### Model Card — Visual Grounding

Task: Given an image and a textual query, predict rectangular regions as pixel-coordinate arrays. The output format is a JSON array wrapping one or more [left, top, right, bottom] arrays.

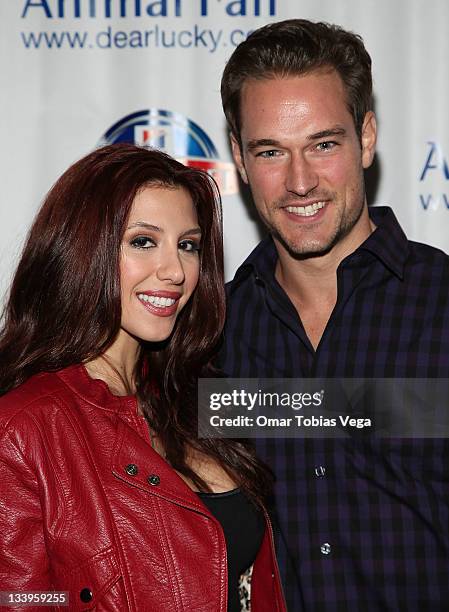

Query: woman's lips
[[136, 291, 181, 317]]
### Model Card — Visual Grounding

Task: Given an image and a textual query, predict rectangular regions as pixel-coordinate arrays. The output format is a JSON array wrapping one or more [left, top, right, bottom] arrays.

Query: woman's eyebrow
[[126, 222, 202, 237], [127, 221, 161, 231]]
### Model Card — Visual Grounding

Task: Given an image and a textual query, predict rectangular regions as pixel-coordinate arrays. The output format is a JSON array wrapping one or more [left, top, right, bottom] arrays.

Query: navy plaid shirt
[[218, 207, 449, 611]]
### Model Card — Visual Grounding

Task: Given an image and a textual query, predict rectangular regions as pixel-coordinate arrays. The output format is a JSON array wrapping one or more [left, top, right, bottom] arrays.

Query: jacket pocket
[[56, 546, 125, 611]]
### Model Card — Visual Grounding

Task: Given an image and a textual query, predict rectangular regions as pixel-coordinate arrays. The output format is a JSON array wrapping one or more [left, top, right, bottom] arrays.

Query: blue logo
[[418, 140, 449, 211], [98, 109, 237, 195]]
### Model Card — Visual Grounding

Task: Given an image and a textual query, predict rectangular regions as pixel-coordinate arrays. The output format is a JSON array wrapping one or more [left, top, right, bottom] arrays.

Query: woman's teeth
[[138, 294, 176, 307]]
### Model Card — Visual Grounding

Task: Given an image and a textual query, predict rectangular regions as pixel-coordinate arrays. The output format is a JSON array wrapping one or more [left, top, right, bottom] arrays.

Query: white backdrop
[[1, 0, 448, 301]]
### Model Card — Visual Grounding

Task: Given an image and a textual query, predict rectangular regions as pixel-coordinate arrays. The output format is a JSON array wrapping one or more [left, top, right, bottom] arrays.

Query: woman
[[0, 144, 285, 611]]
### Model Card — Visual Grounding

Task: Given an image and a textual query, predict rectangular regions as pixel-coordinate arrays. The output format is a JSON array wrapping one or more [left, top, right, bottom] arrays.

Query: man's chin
[[274, 231, 337, 260]]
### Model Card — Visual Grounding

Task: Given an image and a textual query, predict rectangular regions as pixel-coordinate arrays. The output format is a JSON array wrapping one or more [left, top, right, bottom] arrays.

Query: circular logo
[[98, 109, 237, 195]]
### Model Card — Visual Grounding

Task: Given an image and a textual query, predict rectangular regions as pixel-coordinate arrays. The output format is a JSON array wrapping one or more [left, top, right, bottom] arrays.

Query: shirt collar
[[231, 206, 409, 289], [230, 235, 277, 292], [357, 206, 409, 279]]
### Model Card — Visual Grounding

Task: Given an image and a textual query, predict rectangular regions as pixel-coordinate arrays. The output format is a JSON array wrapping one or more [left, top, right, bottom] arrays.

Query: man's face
[[232, 70, 376, 259]]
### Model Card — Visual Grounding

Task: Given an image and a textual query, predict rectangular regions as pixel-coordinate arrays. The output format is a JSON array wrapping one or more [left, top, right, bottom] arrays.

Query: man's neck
[[273, 213, 376, 349]]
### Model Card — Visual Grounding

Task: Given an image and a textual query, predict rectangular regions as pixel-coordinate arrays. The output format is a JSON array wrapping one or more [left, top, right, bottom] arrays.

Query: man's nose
[[284, 152, 319, 196]]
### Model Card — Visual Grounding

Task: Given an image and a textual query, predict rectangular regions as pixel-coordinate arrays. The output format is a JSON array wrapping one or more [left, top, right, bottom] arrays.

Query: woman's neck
[[84, 334, 140, 396], [84, 354, 135, 396]]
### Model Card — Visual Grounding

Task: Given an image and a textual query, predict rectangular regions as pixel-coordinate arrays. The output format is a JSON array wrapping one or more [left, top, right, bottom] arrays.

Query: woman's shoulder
[[0, 368, 75, 427]]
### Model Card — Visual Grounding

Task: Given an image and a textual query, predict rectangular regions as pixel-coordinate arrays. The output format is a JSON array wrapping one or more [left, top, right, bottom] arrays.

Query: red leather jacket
[[0, 365, 285, 611]]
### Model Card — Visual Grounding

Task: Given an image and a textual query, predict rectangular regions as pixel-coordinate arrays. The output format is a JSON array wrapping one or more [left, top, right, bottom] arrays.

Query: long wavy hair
[[0, 143, 273, 501]]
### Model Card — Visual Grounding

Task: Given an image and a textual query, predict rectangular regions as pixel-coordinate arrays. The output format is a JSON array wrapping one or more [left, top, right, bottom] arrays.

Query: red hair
[[0, 144, 272, 501]]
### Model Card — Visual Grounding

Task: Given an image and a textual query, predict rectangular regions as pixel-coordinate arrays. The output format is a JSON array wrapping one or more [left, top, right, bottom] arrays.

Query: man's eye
[[316, 141, 337, 152], [130, 236, 155, 249], [179, 239, 201, 253], [256, 150, 281, 158]]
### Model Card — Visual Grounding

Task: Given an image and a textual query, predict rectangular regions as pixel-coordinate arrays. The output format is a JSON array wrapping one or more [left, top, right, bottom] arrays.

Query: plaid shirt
[[218, 207, 449, 611]]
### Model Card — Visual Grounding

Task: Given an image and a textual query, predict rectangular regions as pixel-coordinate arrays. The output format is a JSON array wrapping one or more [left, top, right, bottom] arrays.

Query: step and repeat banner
[[0, 0, 448, 299]]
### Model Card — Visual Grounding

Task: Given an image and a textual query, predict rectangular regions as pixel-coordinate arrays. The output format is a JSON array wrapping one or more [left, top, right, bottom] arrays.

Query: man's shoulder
[[367, 206, 449, 279], [403, 238, 449, 289], [226, 235, 276, 297], [407, 238, 449, 267]]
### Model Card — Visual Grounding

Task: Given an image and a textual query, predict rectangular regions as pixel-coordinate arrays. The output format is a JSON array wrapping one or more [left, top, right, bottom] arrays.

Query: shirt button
[[125, 463, 138, 476], [315, 466, 326, 477], [80, 588, 93, 602], [320, 543, 331, 555], [147, 474, 160, 486]]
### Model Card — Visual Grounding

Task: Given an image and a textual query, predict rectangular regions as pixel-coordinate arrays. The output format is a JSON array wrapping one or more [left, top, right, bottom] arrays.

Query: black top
[[197, 488, 265, 612]]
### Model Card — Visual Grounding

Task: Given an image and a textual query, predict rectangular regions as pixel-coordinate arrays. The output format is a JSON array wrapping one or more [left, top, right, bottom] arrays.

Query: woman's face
[[118, 185, 201, 350]]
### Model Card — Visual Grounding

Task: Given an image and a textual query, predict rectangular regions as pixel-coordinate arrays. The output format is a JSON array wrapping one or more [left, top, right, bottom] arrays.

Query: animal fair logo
[[419, 141, 449, 211], [98, 109, 237, 195]]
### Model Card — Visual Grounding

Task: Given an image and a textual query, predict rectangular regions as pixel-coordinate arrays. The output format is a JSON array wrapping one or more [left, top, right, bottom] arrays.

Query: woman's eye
[[179, 239, 200, 253], [130, 236, 155, 249]]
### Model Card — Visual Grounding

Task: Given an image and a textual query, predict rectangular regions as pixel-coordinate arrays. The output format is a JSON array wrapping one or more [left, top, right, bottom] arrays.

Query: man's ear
[[230, 133, 248, 183], [361, 111, 377, 169]]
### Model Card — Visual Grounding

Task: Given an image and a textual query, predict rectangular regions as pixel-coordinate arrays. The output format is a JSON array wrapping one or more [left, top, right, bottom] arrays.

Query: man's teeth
[[286, 201, 326, 216], [138, 294, 176, 308]]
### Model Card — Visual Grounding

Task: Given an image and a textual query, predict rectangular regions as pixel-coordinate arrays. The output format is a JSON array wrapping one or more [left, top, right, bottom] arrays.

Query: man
[[219, 19, 449, 610]]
